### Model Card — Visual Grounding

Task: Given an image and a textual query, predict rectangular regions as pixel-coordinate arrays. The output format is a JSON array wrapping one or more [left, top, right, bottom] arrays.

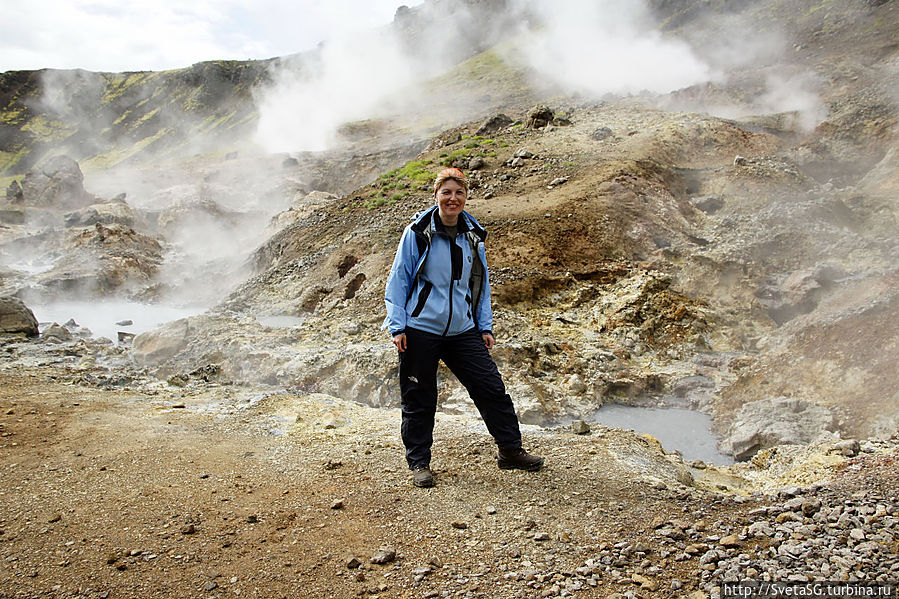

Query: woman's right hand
[[392, 333, 407, 353]]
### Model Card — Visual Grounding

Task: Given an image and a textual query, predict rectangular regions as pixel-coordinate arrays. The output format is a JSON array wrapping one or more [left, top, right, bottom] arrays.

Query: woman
[[384, 168, 544, 488]]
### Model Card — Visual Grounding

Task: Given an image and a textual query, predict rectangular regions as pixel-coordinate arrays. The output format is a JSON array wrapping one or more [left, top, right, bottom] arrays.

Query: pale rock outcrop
[[265, 190, 338, 236], [20, 156, 96, 210], [723, 397, 836, 461], [132, 319, 191, 367], [0, 296, 39, 337]]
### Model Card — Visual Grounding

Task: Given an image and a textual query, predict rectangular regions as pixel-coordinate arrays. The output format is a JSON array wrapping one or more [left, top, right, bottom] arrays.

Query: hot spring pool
[[587, 403, 732, 465], [30, 300, 204, 342]]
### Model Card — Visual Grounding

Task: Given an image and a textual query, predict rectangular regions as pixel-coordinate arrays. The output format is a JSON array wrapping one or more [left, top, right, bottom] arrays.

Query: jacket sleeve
[[383, 227, 419, 336], [475, 242, 493, 334]]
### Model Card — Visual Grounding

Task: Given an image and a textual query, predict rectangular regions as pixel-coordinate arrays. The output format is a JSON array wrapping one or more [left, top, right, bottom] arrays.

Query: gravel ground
[[1, 367, 896, 599]]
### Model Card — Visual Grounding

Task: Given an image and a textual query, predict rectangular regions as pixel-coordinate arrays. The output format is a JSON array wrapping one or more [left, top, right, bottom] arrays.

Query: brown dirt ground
[[0, 367, 743, 599], [3, 367, 897, 599]]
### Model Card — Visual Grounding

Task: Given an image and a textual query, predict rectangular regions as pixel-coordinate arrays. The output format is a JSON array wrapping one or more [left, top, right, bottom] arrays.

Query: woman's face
[[435, 179, 467, 223]]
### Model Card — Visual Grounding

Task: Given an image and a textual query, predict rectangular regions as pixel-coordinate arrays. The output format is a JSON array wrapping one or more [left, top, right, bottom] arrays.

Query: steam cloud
[[254, 0, 831, 154], [253, 0, 714, 154], [504, 0, 710, 97], [255, 30, 422, 152]]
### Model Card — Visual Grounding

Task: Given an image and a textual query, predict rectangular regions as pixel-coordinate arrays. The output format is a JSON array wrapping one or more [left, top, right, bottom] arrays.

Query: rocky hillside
[[2, 0, 898, 457], [1, 1, 897, 597]]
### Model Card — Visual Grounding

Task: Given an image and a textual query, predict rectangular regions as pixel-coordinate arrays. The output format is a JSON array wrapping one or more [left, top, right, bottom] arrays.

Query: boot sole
[[497, 459, 544, 472]]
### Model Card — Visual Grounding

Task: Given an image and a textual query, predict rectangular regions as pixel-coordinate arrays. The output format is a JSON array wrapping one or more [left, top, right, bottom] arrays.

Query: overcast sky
[[1, 0, 419, 73]]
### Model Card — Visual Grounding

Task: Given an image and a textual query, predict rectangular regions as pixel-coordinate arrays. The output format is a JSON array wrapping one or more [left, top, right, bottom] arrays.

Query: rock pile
[[690, 478, 898, 597]]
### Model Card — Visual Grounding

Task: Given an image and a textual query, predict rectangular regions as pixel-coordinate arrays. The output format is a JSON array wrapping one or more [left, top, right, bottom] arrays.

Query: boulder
[[525, 105, 555, 129], [6, 180, 24, 204], [20, 156, 96, 210], [41, 323, 73, 342], [265, 191, 338, 236], [590, 126, 613, 141], [475, 113, 513, 136], [723, 397, 835, 460], [132, 319, 191, 366], [0, 296, 39, 337]]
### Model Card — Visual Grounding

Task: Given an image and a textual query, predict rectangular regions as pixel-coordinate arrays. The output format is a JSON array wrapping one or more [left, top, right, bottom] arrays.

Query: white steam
[[755, 70, 826, 132], [660, 10, 827, 131], [254, 0, 716, 154], [505, 0, 710, 97], [253, 0, 837, 154], [255, 30, 422, 152]]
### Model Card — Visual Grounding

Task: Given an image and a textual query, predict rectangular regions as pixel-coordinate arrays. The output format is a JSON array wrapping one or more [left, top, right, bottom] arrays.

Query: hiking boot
[[497, 447, 545, 471], [411, 466, 435, 488]]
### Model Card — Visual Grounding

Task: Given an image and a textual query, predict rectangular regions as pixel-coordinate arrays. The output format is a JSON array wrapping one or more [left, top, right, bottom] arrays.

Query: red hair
[[433, 168, 469, 194]]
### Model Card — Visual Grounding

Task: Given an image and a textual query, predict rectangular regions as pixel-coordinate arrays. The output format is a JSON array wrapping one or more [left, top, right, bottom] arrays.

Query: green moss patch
[[21, 115, 74, 142]]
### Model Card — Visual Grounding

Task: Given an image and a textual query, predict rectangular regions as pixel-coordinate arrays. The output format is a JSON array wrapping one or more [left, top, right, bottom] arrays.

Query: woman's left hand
[[482, 332, 495, 350]]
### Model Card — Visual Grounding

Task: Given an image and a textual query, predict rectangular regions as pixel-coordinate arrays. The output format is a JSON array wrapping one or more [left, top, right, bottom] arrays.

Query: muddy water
[[588, 403, 733, 465]]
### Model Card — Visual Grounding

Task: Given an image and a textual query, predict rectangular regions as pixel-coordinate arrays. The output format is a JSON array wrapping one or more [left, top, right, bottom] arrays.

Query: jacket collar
[[411, 205, 487, 241]]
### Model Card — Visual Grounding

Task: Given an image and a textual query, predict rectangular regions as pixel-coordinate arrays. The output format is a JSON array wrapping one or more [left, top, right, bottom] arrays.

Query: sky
[[0, 0, 418, 73]]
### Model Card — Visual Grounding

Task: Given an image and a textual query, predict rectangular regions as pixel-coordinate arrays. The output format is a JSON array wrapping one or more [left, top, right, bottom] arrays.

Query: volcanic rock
[[525, 105, 554, 129], [6, 180, 24, 204], [32, 223, 163, 297], [724, 397, 835, 460], [64, 201, 136, 228], [0, 296, 39, 337], [475, 113, 513, 135], [20, 156, 96, 210], [132, 319, 191, 367]]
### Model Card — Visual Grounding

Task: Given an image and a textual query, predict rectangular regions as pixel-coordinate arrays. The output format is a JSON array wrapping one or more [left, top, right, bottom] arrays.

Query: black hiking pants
[[398, 327, 522, 469]]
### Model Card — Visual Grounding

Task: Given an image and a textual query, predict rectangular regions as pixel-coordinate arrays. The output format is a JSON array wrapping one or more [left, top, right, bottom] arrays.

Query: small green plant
[[440, 148, 473, 166], [380, 159, 433, 182], [364, 195, 390, 209]]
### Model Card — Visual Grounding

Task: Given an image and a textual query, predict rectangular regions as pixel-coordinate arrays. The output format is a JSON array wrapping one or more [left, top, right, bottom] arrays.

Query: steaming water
[[588, 403, 733, 466], [31, 301, 203, 341], [6, 257, 57, 275]]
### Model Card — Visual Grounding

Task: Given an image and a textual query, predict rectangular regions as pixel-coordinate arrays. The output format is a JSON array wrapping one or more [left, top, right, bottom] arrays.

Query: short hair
[[433, 168, 469, 195]]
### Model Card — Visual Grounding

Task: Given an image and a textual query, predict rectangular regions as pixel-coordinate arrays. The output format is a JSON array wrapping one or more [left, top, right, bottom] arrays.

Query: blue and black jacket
[[384, 206, 492, 338]]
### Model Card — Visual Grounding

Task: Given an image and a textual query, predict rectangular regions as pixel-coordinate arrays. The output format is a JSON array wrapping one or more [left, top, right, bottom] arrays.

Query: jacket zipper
[[443, 236, 455, 336], [442, 232, 462, 337], [442, 279, 455, 336]]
